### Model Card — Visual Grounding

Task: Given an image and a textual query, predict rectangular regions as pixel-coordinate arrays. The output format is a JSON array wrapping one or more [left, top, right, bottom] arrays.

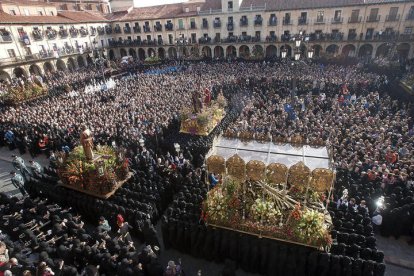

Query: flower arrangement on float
[[56, 145, 130, 197], [203, 177, 332, 249]]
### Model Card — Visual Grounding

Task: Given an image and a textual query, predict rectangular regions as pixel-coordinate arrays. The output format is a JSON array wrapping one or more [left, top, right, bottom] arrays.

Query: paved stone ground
[[0, 147, 413, 275]]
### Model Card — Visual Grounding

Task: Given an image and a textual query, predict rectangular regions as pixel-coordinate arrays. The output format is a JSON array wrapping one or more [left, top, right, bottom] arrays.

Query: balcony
[[165, 23, 173, 31], [331, 17, 343, 24], [97, 27, 105, 35], [347, 33, 357, 40], [57, 47, 75, 56], [46, 29, 57, 40], [114, 27, 122, 34], [133, 26, 141, 33], [198, 36, 211, 44], [190, 22, 196, 29], [154, 24, 162, 32], [282, 17, 292, 25], [59, 29, 68, 38], [32, 30, 43, 41], [124, 27, 131, 34], [315, 18, 326, 24], [298, 17, 308, 25], [80, 28, 88, 37], [366, 15, 380, 22], [227, 23, 234, 31], [385, 14, 400, 22], [223, 35, 237, 43], [406, 14, 414, 21], [213, 21, 221, 28], [239, 35, 252, 42], [265, 35, 277, 42], [0, 34, 12, 43], [143, 25, 151, 33], [348, 16, 362, 23], [254, 17, 263, 26], [69, 28, 79, 38], [240, 18, 248, 27], [252, 36, 261, 42], [105, 26, 112, 34], [268, 17, 277, 26]]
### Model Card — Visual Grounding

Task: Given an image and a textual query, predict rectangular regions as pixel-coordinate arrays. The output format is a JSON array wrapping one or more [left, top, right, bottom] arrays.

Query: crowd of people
[[0, 58, 414, 275]]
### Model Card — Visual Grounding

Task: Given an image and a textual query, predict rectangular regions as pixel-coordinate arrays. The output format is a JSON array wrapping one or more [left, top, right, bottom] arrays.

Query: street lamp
[[174, 143, 180, 154], [139, 138, 145, 147], [295, 39, 301, 48], [281, 48, 287, 58], [307, 48, 314, 59], [294, 51, 301, 61]]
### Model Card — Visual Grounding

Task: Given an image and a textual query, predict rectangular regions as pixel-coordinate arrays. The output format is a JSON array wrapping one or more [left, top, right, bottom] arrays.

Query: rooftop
[[0, 10, 108, 24], [107, 1, 203, 21]]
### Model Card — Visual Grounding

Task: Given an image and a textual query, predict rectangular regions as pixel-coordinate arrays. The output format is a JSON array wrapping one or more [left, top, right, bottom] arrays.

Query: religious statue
[[192, 90, 203, 113], [80, 125, 94, 161], [204, 87, 211, 106]]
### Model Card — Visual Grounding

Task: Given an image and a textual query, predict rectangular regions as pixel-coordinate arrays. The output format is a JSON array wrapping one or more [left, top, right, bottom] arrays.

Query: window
[[269, 14, 276, 25], [7, 49, 16, 58], [228, 1, 233, 10], [185, 7, 189, 13], [169, 34, 173, 44], [284, 12, 291, 24], [24, 46, 32, 55], [24, 9, 30, 16], [147, 35, 151, 40], [101, 39, 104, 47], [334, 10, 342, 20], [191, 33, 196, 42], [242, 31, 247, 36], [351, 9, 360, 20], [300, 12, 307, 19], [228, 16, 233, 23], [50, 11, 54, 16], [317, 11, 324, 22], [255, 31, 261, 37], [389, 7, 398, 16], [9, 9, 16, 15], [404, 27, 412, 35], [178, 19, 184, 29], [365, 28, 374, 39], [368, 8, 379, 21], [388, 7, 399, 21]]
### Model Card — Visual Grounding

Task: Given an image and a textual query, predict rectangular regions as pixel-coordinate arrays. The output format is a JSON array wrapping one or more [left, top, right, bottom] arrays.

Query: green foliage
[[196, 113, 209, 127], [144, 56, 161, 64]]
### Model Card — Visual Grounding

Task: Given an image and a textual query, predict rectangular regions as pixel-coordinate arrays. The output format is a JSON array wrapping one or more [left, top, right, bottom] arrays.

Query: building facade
[[1, 0, 414, 80]]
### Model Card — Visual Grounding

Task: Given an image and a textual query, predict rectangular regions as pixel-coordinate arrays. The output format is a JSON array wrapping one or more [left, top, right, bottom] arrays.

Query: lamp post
[[294, 51, 301, 61], [293, 32, 314, 61], [307, 48, 314, 59], [281, 47, 288, 59], [95, 48, 107, 83], [174, 143, 180, 155], [139, 138, 145, 147]]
